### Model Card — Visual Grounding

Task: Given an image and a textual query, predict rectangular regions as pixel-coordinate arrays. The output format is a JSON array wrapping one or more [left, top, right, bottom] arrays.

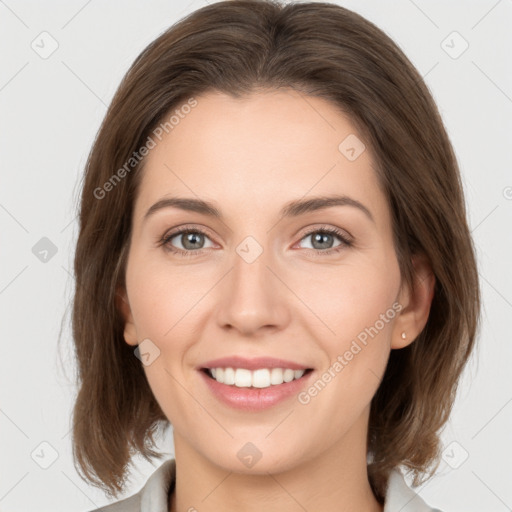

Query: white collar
[[383, 468, 442, 512]]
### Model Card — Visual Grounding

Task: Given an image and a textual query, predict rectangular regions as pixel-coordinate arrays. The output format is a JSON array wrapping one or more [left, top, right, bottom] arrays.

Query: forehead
[[134, 88, 386, 224]]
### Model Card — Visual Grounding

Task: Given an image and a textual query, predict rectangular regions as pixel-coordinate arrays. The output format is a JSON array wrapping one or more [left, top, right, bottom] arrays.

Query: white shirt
[[87, 458, 442, 512]]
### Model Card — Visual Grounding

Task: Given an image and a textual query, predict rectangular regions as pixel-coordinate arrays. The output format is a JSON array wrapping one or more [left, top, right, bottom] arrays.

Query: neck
[[169, 410, 383, 512]]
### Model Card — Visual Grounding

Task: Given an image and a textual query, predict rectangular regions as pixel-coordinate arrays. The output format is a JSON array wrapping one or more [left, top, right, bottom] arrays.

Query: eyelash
[[158, 225, 353, 258]]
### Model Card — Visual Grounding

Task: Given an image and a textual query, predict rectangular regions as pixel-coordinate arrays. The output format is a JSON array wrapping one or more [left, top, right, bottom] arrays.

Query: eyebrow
[[143, 194, 375, 224]]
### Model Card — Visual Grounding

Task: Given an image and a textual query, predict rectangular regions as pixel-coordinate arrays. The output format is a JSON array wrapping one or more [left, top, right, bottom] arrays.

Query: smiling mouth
[[201, 367, 314, 389]]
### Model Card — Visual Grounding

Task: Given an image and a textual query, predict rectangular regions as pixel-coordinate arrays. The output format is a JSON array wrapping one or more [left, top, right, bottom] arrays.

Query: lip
[[198, 356, 311, 371], [198, 356, 314, 411]]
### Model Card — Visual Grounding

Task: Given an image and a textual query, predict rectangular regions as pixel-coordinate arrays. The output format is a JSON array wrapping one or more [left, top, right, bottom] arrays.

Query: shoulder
[[86, 493, 140, 512], [85, 459, 176, 512], [384, 468, 444, 512]]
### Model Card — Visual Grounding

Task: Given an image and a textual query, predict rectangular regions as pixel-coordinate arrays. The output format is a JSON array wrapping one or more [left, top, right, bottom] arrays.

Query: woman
[[71, 1, 480, 511]]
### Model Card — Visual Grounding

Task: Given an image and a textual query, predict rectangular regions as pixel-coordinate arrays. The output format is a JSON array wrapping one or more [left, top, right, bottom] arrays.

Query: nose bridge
[[215, 234, 289, 334], [232, 237, 271, 293]]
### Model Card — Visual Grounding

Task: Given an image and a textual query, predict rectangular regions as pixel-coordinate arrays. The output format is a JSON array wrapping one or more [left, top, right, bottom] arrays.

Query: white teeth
[[234, 368, 252, 387], [252, 369, 270, 388], [270, 368, 284, 385], [224, 367, 235, 385], [207, 367, 306, 388], [283, 369, 295, 382]]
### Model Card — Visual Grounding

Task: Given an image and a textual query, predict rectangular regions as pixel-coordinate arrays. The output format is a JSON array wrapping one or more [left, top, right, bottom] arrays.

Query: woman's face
[[119, 88, 412, 474]]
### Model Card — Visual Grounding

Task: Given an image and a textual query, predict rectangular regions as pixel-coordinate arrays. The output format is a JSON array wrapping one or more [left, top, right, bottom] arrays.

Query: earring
[[401, 332, 407, 340]]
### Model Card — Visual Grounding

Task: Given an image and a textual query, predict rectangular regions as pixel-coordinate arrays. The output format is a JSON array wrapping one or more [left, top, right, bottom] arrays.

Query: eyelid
[[159, 224, 217, 248], [294, 223, 353, 244]]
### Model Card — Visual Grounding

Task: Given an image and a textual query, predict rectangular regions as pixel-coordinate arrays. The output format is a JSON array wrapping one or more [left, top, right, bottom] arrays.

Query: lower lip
[[199, 370, 313, 411]]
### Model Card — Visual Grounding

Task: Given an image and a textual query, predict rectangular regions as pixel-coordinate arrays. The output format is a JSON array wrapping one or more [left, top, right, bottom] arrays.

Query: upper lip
[[199, 356, 312, 371]]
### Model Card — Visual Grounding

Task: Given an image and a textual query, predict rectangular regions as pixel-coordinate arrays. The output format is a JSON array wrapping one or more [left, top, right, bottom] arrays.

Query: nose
[[215, 243, 291, 337]]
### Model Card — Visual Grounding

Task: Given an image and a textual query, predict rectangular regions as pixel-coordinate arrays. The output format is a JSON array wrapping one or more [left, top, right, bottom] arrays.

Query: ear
[[391, 253, 435, 349], [116, 287, 138, 346]]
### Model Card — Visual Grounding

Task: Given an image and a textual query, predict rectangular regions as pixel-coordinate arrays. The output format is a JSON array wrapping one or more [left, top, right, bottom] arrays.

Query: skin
[[118, 88, 435, 512]]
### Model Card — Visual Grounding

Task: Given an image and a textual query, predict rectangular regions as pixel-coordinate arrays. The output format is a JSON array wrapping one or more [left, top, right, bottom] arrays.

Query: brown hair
[[69, 0, 481, 502]]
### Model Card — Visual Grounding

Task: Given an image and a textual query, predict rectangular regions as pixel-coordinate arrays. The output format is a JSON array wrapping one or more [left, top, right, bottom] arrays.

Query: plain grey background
[[1, 0, 511, 511]]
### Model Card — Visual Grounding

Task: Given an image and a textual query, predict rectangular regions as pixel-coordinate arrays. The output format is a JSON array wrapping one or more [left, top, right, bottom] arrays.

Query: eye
[[159, 226, 215, 257], [296, 226, 353, 254], [159, 224, 353, 258]]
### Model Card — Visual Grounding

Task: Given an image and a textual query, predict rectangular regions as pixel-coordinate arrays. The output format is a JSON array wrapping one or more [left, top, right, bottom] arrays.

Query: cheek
[[294, 263, 399, 424], [294, 255, 400, 393], [292, 256, 400, 345], [124, 254, 208, 424], [125, 251, 202, 339]]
